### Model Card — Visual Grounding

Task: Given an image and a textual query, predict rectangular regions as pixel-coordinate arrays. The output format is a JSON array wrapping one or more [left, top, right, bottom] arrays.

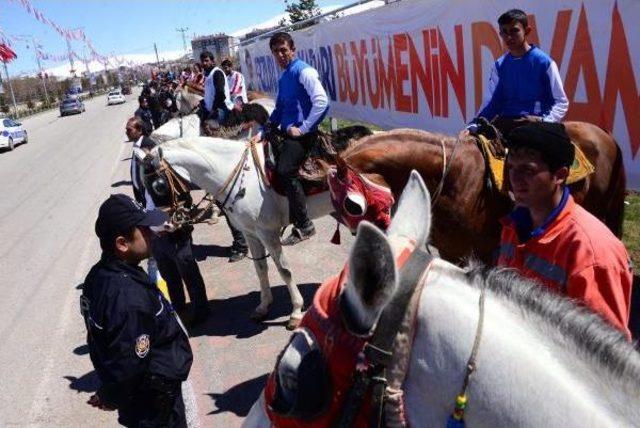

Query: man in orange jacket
[[497, 122, 633, 339]]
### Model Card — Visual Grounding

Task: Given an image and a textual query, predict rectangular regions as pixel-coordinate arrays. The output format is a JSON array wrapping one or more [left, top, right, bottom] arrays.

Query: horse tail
[[604, 139, 626, 237]]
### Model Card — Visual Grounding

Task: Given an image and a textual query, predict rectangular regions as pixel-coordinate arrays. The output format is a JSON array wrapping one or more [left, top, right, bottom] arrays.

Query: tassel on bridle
[[330, 222, 341, 245]]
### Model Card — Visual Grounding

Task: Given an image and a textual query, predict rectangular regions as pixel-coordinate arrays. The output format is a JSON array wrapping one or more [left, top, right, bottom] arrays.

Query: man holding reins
[[473, 9, 569, 136], [251, 31, 330, 246]]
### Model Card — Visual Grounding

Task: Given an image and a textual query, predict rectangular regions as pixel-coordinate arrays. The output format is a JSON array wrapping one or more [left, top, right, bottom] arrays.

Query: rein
[[431, 134, 464, 207], [152, 158, 216, 227], [448, 286, 487, 427]]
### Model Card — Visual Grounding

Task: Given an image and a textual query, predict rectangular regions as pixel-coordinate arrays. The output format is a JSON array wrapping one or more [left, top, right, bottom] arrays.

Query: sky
[[0, 0, 349, 77]]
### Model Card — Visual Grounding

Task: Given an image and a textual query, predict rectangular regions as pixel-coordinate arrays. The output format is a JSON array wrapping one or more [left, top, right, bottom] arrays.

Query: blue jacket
[[478, 46, 568, 122], [269, 58, 329, 134]]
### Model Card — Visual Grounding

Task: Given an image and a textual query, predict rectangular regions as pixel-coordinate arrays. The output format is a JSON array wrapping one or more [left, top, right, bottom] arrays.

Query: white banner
[[240, 0, 640, 189]]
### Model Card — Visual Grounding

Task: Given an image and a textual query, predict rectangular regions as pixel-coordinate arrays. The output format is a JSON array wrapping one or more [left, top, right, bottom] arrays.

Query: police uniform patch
[[135, 334, 150, 358]]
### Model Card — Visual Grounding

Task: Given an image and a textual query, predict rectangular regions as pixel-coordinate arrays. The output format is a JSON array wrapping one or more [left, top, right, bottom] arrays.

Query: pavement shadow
[[190, 283, 319, 339], [111, 180, 132, 188], [192, 244, 231, 261], [206, 374, 268, 417], [64, 371, 100, 393], [630, 274, 640, 341], [121, 156, 132, 162]]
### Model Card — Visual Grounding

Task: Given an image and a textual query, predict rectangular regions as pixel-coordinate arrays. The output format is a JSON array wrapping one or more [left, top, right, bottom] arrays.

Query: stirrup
[[281, 225, 315, 246]]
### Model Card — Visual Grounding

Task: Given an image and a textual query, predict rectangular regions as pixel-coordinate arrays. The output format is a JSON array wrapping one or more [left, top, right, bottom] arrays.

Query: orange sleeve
[[567, 265, 632, 340]]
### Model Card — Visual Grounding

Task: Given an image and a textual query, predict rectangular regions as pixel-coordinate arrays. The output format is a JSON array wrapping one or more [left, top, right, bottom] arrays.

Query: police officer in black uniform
[[80, 194, 192, 427]]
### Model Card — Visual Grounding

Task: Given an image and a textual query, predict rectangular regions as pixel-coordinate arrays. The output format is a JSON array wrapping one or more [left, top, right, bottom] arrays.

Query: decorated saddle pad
[[477, 134, 595, 193]]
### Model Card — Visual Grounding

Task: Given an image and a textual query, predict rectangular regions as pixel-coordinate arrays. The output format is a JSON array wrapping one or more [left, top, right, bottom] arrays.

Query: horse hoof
[[286, 317, 301, 331], [250, 305, 271, 322]]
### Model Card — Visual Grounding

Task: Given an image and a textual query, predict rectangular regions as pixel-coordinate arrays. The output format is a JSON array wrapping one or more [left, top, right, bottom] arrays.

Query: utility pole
[[32, 37, 49, 104], [2, 60, 18, 117], [66, 38, 76, 76], [154, 43, 160, 66], [176, 27, 189, 53]]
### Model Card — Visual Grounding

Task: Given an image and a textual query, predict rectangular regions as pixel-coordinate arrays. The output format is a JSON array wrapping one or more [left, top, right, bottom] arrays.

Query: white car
[[0, 117, 28, 151], [107, 91, 126, 105]]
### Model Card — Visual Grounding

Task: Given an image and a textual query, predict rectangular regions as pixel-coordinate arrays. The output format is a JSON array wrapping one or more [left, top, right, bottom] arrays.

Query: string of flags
[[0, 43, 18, 62], [9, 0, 109, 63]]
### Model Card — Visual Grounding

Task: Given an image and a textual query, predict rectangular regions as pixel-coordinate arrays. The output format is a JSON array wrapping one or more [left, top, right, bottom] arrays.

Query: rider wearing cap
[[81, 194, 192, 426], [473, 9, 569, 136], [252, 31, 330, 245], [497, 122, 633, 339]]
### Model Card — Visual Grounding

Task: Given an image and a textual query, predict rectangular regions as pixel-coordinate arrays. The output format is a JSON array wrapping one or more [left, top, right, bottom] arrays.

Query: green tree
[[284, 0, 320, 24]]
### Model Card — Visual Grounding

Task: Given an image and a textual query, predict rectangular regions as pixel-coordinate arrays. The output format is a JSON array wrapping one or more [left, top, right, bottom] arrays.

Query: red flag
[[0, 44, 17, 62]]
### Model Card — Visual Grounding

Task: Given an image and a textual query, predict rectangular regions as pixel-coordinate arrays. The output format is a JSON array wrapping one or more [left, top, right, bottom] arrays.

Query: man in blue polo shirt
[[254, 32, 330, 245], [474, 9, 569, 136]]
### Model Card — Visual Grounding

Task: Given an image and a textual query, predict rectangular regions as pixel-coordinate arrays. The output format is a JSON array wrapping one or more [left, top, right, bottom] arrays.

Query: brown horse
[[336, 122, 626, 264]]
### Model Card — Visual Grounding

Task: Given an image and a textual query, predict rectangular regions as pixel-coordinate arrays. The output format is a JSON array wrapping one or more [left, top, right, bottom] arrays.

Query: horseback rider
[[498, 122, 632, 339], [221, 58, 248, 109], [472, 9, 569, 137], [251, 32, 330, 246], [200, 51, 234, 125]]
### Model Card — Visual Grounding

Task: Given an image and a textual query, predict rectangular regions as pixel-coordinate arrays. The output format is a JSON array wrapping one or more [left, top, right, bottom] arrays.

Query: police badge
[[135, 334, 150, 358]]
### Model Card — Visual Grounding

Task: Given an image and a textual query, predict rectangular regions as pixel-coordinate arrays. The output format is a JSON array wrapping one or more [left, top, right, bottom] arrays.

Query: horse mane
[[465, 263, 640, 389]]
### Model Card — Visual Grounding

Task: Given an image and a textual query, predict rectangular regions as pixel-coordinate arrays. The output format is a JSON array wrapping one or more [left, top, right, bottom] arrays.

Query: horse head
[[341, 170, 431, 335], [175, 87, 202, 115], [261, 172, 431, 424]]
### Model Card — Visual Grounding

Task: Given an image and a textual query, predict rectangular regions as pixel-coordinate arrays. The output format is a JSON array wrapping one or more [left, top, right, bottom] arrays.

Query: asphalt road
[[0, 92, 354, 426]]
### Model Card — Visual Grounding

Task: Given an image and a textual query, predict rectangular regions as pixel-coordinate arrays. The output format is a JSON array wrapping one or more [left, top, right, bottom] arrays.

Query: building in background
[[191, 33, 238, 62]]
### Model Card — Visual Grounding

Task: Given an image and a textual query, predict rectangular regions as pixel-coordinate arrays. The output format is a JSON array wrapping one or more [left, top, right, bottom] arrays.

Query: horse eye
[[152, 179, 168, 195]]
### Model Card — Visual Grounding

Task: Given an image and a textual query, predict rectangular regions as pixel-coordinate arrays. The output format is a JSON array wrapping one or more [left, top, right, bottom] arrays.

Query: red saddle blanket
[[263, 142, 329, 197]]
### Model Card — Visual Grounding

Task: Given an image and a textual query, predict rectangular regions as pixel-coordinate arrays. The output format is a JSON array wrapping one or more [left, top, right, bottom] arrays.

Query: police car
[[0, 117, 28, 151]]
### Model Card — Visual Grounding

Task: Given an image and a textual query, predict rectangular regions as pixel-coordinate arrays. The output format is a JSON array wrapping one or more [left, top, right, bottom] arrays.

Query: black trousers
[[276, 132, 316, 229], [151, 229, 208, 311], [215, 202, 248, 253], [118, 384, 186, 428]]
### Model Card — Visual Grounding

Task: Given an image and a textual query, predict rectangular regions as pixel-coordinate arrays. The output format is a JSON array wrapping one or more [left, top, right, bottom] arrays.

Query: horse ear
[[341, 221, 397, 337], [387, 170, 431, 248]]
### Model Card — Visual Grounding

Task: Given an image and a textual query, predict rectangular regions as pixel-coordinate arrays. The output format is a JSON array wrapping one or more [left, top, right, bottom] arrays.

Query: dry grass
[[623, 192, 639, 266]]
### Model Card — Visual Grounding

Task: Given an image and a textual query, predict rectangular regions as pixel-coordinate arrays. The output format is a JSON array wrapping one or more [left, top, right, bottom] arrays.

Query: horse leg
[[245, 235, 273, 321], [263, 237, 303, 330]]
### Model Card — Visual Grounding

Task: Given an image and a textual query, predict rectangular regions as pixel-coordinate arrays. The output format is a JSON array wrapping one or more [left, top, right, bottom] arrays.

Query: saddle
[[473, 118, 595, 193], [263, 125, 372, 196]]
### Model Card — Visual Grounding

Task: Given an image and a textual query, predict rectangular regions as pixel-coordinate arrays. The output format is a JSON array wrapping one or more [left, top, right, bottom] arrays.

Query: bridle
[[336, 252, 487, 428], [146, 139, 269, 229]]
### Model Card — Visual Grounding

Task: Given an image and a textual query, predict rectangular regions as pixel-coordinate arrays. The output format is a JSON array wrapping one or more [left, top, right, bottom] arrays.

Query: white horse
[[151, 114, 201, 143], [159, 87, 275, 141], [149, 137, 335, 329], [244, 171, 640, 427]]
